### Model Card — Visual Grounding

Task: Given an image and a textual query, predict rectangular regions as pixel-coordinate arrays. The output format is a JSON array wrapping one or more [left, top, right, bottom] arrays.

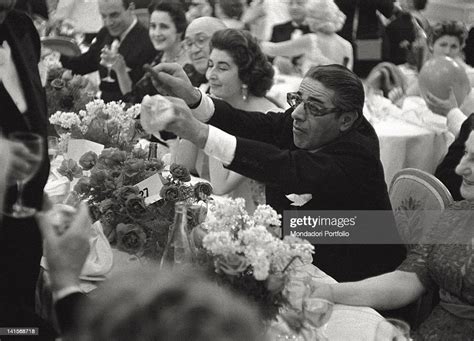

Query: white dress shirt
[[192, 89, 237, 166], [0, 41, 28, 113]]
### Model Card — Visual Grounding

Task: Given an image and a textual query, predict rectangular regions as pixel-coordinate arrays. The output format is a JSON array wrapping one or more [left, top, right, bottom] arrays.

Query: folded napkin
[[41, 221, 113, 284], [44, 168, 70, 204]]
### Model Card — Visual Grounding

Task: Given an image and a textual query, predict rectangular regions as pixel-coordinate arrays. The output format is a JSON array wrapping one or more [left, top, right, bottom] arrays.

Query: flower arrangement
[[49, 99, 144, 151], [64, 149, 212, 259], [45, 66, 96, 118], [196, 197, 314, 320]]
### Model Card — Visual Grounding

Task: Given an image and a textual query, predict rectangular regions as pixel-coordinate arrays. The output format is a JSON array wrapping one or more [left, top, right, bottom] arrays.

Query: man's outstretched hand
[[144, 62, 202, 106]]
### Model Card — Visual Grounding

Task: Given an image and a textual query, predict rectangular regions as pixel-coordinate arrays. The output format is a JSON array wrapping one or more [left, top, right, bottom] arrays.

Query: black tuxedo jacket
[[208, 99, 406, 281], [0, 10, 51, 333], [435, 114, 474, 201], [270, 21, 311, 43], [61, 22, 156, 103]]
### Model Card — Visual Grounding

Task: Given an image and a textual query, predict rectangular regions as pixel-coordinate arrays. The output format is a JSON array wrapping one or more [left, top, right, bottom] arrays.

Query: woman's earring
[[241, 84, 248, 101]]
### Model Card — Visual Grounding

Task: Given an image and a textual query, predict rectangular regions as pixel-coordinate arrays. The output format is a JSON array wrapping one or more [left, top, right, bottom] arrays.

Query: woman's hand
[[424, 87, 458, 116]]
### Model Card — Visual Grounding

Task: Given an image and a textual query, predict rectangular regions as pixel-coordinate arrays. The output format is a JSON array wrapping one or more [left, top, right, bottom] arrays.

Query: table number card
[[135, 173, 163, 204]]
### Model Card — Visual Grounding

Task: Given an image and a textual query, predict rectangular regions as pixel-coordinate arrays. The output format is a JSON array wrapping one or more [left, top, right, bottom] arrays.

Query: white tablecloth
[[375, 117, 452, 186]]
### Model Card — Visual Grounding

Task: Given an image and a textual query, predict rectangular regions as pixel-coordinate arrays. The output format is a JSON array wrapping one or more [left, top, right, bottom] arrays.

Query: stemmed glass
[[374, 318, 411, 341], [302, 297, 334, 340], [101, 45, 118, 83], [47, 136, 59, 162], [6, 132, 44, 218]]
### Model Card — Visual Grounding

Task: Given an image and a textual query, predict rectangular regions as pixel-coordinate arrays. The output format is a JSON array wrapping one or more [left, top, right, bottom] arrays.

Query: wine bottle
[[160, 201, 194, 267], [147, 141, 158, 160]]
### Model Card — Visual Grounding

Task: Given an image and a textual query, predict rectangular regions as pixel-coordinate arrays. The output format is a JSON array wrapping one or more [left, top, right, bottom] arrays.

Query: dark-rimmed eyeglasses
[[183, 35, 210, 50], [287, 92, 339, 117]]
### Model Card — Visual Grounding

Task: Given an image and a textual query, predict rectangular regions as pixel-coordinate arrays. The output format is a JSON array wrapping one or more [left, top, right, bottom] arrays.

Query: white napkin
[[41, 221, 113, 281], [44, 168, 70, 204], [286, 193, 312, 207]]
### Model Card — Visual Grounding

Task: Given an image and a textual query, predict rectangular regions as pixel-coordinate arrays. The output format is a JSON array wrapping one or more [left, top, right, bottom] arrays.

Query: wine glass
[[101, 45, 117, 82], [5, 132, 44, 218], [374, 318, 411, 341], [302, 297, 334, 340], [47, 136, 59, 162]]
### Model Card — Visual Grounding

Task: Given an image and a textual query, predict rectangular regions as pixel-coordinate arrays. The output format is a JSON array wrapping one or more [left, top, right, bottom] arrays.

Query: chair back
[[389, 168, 453, 247], [134, 8, 150, 29]]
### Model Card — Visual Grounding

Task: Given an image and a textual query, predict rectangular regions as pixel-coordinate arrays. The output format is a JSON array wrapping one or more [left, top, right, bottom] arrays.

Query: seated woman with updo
[[176, 28, 280, 213], [310, 129, 474, 340]]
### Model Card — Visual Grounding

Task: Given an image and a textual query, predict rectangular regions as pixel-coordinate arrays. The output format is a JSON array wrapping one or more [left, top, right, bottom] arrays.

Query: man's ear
[[338, 111, 358, 132]]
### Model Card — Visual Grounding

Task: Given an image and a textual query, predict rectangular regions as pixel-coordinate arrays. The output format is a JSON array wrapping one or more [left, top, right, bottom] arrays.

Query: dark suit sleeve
[[60, 31, 104, 75], [435, 114, 474, 200], [229, 137, 370, 195], [209, 98, 291, 145], [55, 292, 86, 335]]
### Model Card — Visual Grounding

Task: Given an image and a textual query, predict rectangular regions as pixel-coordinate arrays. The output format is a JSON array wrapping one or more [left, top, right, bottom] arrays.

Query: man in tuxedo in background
[[0, 1, 55, 338], [270, 0, 310, 43], [269, 0, 310, 74], [60, 0, 155, 103]]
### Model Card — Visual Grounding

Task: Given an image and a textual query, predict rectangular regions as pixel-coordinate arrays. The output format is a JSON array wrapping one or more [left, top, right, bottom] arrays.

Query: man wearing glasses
[[182, 16, 226, 90], [145, 62, 405, 283]]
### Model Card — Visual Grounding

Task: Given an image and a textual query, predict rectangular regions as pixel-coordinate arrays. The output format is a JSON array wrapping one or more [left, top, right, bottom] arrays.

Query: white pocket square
[[286, 193, 312, 207]]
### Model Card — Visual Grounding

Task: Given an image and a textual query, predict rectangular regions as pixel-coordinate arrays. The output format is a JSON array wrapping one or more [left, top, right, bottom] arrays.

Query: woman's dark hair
[[429, 21, 468, 47], [148, 1, 188, 39], [210, 29, 274, 97]]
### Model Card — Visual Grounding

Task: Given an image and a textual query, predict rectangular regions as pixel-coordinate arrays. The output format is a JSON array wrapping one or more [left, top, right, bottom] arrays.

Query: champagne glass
[[47, 136, 59, 162], [6, 132, 44, 218], [101, 45, 117, 82], [302, 297, 334, 340], [374, 318, 411, 341]]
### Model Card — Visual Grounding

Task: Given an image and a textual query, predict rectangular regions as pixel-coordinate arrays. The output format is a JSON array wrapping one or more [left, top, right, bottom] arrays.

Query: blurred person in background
[[117, 1, 189, 102], [335, 0, 395, 78], [70, 267, 263, 341], [50, 0, 102, 45], [262, 0, 352, 75], [59, 0, 156, 102]]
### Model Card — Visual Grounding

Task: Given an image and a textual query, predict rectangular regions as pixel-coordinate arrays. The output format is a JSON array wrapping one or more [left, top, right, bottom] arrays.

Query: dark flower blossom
[[125, 196, 149, 221], [79, 151, 98, 170], [194, 182, 213, 201], [160, 184, 180, 202], [116, 223, 147, 255], [170, 163, 191, 182]]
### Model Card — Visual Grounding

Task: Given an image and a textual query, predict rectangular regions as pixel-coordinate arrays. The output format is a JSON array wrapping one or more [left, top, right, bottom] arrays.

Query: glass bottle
[[147, 141, 158, 160], [160, 201, 194, 267]]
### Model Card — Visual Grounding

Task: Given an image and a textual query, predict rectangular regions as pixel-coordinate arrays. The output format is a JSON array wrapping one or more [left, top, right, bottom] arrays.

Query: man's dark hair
[[305, 64, 365, 117], [148, 1, 188, 38], [210, 28, 274, 97]]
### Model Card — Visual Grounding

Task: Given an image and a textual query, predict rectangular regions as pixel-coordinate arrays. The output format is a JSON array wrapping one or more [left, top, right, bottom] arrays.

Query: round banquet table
[[374, 116, 453, 186]]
